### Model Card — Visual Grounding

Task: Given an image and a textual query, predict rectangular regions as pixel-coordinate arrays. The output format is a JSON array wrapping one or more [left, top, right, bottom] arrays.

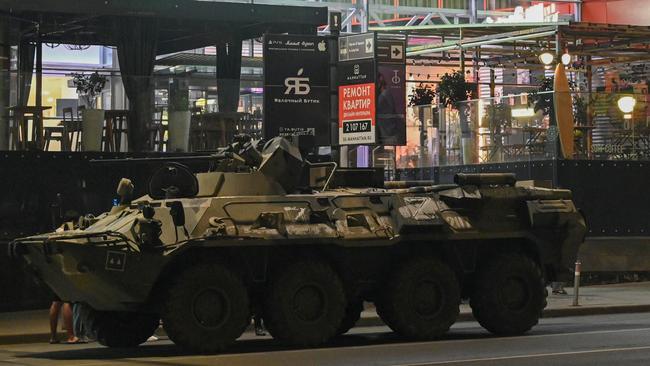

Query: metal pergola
[[366, 22, 650, 72]]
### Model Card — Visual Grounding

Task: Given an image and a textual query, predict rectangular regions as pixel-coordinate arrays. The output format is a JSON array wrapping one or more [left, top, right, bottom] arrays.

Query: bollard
[[572, 260, 581, 306]]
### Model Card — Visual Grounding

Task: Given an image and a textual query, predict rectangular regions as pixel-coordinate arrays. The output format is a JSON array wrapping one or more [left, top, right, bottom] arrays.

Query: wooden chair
[[61, 107, 82, 151], [43, 124, 66, 151]]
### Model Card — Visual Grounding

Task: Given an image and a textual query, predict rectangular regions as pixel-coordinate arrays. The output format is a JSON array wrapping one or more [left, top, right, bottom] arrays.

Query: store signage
[[339, 33, 375, 62], [376, 39, 406, 64], [338, 59, 375, 85], [263, 34, 330, 145], [339, 83, 376, 145]]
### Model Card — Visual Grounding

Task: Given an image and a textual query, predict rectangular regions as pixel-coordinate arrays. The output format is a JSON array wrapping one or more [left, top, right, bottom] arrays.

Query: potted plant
[[167, 80, 191, 152], [408, 84, 438, 166], [72, 72, 107, 151], [437, 70, 475, 163]]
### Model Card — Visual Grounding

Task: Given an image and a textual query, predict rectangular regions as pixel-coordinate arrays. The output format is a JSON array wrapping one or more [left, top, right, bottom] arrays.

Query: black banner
[[376, 63, 406, 145], [376, 38, 407, 145], [338, 59, 376, 86], [263, 34, 330, 145]]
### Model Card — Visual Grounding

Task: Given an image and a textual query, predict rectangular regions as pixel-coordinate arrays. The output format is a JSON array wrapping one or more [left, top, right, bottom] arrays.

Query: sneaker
[[255, 326, 266, 336], [147, 335, 159, 342]]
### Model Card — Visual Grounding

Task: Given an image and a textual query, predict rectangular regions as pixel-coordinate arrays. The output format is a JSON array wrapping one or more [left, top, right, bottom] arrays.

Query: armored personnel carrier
[[10, 136, 585, 353]]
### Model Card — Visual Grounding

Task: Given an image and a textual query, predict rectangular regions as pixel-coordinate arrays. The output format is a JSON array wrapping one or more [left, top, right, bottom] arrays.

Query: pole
[[35, 24, 43, 149], [0, 17, 10, 150], [572, 260, 581, 306], [459, 28, 465, 74], [489, 68, 496, 98], [329, 12, 342, 166]]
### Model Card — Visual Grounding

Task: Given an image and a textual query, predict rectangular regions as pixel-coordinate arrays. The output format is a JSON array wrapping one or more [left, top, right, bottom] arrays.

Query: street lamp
[[617, 95, 636, 120]]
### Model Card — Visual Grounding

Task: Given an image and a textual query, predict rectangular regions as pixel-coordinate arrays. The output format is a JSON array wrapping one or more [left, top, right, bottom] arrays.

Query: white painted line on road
[[365, 326, 650, 350], [63, 327, 650, 366], [393, 345, 650, 366]]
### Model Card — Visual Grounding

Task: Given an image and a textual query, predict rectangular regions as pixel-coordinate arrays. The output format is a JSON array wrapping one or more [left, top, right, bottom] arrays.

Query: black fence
[[399, 159, 650, 238]]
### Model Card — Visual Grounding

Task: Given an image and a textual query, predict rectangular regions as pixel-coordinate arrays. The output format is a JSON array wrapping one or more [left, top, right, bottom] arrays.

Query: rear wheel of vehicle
[[378, 257, 460, 340], [162, 263, 250, 353], [470, 252, 546, 336], [264, 260, 346, 346], [91, 310, 160, 348], [336, 300, 364, 336]]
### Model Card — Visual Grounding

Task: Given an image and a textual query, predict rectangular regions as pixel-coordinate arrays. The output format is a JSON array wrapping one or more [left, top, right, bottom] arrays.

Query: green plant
[[529, 76, 586, 125], [573, 94, 588, 126], [483, 102, 512, 133], [408, 84, 436, 106], [437, 70, 473, 108], [528, 76, 554, 117], [71, 72, 107, 109]]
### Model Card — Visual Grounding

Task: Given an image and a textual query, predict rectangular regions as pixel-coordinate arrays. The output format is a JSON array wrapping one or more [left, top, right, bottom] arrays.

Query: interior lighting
[[511, 107, 536, 118], [617, 96, 636, 119], [561, 53, 571, 65], [538, 52, 554, 66]]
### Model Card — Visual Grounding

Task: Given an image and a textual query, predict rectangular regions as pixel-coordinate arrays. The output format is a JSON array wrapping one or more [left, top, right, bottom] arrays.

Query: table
[[7, 105, 52, 150]]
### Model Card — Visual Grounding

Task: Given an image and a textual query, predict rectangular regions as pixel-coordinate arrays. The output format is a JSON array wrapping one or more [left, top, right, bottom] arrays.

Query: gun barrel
[[89, 152, 230, 165]]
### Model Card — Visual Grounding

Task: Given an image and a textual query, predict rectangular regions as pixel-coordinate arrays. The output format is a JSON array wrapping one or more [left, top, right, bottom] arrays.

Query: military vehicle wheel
[[336, 300, 363, 336], [162, 263, 250, 353], [378, 257, 460, 340], [470, 253, 546, 336], [264, 260, 346, 346], [92, 311, 160, 348]]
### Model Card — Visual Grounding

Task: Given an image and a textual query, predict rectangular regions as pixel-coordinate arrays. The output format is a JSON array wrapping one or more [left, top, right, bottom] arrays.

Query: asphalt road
[[1, 313, 650, 366]]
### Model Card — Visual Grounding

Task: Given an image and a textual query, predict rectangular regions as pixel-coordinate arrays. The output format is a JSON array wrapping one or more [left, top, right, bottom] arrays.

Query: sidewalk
[[1, 282, 650, 345]]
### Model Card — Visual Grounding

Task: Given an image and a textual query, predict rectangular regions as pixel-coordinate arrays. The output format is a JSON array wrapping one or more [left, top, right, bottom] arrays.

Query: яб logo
[[317, 40, 327, 52], [284, 68, 311, 95]]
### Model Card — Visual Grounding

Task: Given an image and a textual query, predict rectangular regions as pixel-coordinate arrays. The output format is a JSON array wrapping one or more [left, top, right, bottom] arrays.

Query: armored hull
[[11, 137, 586, 352]]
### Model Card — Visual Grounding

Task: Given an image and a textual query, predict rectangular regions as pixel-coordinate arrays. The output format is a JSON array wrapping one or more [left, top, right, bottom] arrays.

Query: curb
[[3, 305, 650, 346], [357, 304, 650, 327]]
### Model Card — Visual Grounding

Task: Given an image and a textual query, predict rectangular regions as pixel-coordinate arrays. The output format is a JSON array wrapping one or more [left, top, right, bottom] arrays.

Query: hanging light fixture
[[538, 52, 554, 66], [617, 96, 636, 119], [561, 53, 571, 65]]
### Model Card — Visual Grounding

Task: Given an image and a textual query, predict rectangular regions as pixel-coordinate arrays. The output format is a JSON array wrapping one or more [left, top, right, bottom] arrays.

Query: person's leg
[[49, 301, 62, 343], [78, 303, 95, 341], [72, 303, 84, 341], [254, 314, 266, 336], [62, 303, 79, 343]]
